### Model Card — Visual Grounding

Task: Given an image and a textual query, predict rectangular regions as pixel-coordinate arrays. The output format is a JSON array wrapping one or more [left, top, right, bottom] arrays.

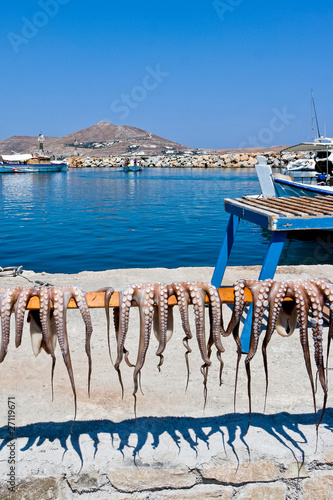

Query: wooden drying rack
[[24, 287, 251, 309], [24, 287, 293, 309], [16, 287, 331, 341]]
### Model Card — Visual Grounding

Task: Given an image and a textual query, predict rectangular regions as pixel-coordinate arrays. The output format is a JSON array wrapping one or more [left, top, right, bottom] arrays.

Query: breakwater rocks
[[68, 150, 303, 169]]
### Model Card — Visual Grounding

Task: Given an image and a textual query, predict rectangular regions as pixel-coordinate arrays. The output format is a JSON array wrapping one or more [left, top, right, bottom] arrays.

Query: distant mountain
[[0, 121, 288, 157], [0, 121, 195, 157]]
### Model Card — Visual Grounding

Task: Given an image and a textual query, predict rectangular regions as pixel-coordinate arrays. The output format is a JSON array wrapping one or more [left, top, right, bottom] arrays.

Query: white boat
[[283, 157, 316, 172], [282, 92, 333, 175], [281, 137, 333, 177], [0, 154, 68, 173]]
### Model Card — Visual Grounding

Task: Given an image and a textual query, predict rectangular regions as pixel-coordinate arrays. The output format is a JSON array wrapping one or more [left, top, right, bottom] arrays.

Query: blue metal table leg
[[240, 231, 288, 353], [211, 214, 240, 287]]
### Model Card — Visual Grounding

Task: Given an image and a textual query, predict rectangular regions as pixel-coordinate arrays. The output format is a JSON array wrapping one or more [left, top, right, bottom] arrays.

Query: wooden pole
[[25, 287, 254, 309]]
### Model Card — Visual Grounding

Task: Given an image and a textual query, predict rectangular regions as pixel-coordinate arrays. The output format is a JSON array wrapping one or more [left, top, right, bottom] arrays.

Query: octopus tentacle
[[113, 305, 119, 333], [133, 284, 155, 418], [0, 287, 23, 363], [29, 287, 57, 399], [169, 283, 192, 389], [153, 283, 173, 371], [230, 280, 254, 415], [186, 283, 211, 405], [113, 305, 133, 368], [32, 287, 57, 356], [196, 282, 224, 386], [243, 279, 273, 430], [113, 305, 119, 359], [261, 281, 289, 409], [100, 287, 115, 363], [51, 287, 77, 421], [69, 286, 94, 396], [290, 281, 318, 428], [186, 284, 211, 365], [207, 304, 224, 385], [233, 321, 242, 415], [114, 286, 136, 397], [310, 279, 333, 384], [206, 305, 214, 359], [200, 283, 224, 355], [303, 281, 327, 426], [225, 279, 256, 337], [327, 309, 333, 389], [245, 279, 273, 363], [15, 287, 38, 348]]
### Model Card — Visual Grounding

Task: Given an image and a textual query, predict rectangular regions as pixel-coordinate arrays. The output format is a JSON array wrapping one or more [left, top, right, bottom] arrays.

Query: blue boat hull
[[274, 178, 333, 197], [0, 163, 68, 173], [123, 165, 142, 172]]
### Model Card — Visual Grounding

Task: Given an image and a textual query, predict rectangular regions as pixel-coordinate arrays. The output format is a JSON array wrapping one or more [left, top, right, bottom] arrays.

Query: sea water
[[0, 168, 331, 274]]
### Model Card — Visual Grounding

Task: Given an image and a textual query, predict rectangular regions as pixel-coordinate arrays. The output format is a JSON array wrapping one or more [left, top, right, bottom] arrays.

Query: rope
[[0, 266, 53, 288]]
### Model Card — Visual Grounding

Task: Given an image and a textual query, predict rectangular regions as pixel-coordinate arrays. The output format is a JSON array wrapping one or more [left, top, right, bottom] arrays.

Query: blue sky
[[1, 0, 333, 149]]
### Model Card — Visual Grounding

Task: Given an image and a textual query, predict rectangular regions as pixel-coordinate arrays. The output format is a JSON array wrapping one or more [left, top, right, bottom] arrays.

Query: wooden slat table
[[211, 195, 333, 352]]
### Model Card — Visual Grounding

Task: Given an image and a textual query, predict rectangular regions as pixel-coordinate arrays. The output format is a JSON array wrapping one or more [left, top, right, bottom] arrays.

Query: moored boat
[[281, 91, 333, 176], [256, 155, 333, 198], [283, 156, 316, 173], [273, 174, 333, 197], [0, 154, 68, 173], [280, 137, 333, 177]]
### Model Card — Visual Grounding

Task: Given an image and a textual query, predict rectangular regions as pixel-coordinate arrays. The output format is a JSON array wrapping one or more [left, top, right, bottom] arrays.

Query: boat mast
[[311, 89, 314, 142], [311, 91, 321, 139]]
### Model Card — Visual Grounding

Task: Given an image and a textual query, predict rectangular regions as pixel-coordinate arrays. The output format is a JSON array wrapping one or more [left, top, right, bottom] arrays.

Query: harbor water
[[0, 167, 331, 274]]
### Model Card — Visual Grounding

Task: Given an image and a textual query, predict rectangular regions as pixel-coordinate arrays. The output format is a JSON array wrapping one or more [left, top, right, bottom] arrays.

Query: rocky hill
[[0, 121, 289, 158], [0, 121, 195, 157]]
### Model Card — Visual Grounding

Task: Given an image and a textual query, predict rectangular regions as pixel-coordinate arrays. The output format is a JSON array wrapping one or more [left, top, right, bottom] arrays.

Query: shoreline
[[67, 149, 302, 169], [4, 263, 333, 289]]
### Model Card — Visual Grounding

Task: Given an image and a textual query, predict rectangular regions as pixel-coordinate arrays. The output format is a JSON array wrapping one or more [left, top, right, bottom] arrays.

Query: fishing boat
[[256, 156, 333, 198], [276, 137, 333, 196], [123, 165, 142, 172], [273, 173, 333, 197], [0, 154, 68, 173], [282, 91, 333, 176], [122, 158, 142, 172]]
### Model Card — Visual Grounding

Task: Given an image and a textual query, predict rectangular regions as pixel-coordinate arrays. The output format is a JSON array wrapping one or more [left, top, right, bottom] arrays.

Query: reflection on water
[[0, 168, 332, 273]]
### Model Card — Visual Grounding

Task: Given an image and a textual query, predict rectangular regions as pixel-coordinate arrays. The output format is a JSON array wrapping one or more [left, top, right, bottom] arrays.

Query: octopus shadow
[[1, 409, 332, 467]]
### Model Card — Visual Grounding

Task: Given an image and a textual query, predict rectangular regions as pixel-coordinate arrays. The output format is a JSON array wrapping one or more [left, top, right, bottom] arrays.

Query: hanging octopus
[[309, 278, 333, 382], [153, 282, 174, 371], [113, 283, 174, 416], [0, 287, 24, 363], [0, 284, 93, 422], [112, 281, 224, 414], [168, 281, 224, 402], [49, 286, 93, 420], [27, 287, 58, 400], [100, 286, 115, 362], [0, 278, 332, 435], [227, 278, 331, 433]]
